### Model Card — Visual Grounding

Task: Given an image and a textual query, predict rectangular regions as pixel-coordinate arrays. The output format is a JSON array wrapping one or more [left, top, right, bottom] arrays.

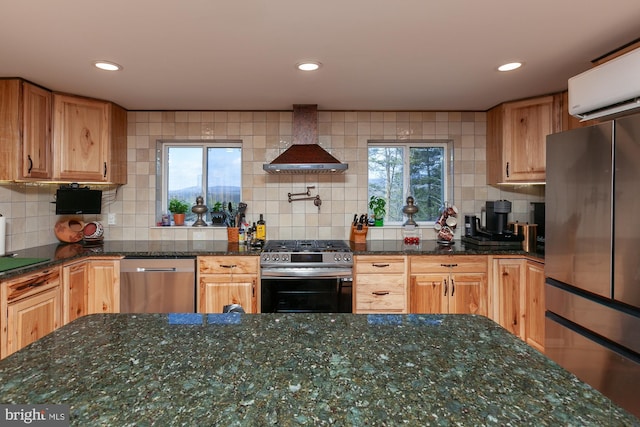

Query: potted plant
[[168, 198, 190, 226], [369, 195, 386, 226], [210, 201, 226, 226]]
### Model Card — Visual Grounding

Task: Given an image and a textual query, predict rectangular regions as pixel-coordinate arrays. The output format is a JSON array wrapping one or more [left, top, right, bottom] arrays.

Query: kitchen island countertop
[[0, 313, 635, 425]]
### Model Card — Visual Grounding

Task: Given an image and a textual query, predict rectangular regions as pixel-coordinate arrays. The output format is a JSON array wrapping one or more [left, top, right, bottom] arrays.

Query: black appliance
[[530, 202, 545, 251], [464, 215, 480, 237], [461, 200, 523, 248], [260, 240, 353, 313], [485, 200, 511, 234], [55, 185, 102, 215]]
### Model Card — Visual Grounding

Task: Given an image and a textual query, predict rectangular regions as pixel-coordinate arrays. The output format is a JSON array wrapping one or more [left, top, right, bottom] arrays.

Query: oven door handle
[[261, 268, 353, 278]]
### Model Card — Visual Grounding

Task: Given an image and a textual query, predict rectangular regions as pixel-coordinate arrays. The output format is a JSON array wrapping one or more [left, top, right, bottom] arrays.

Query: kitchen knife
[[353, 214, 358, 226]]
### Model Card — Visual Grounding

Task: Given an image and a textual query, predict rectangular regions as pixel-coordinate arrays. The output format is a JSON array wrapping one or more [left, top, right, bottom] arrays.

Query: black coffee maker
[[464, 215, 480, 236], [485, 200, 512, 234]]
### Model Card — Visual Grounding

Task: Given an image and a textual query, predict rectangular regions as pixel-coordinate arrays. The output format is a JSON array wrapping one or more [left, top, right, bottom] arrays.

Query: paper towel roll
[[0, 216, 5, 256]]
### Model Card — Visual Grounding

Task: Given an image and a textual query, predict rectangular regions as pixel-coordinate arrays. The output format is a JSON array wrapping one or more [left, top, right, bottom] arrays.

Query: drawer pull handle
[[136, 267, 176, 272], [372, 291, 390, 296], [440, 263, 458, 268], [15, 280, 46, 292], [220, 264, 237, 269], [372, 263, 390, 268]]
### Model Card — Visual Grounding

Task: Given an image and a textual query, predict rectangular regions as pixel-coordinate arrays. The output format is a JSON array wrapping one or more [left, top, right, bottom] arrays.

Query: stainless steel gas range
[[260, 240, 353, 313]]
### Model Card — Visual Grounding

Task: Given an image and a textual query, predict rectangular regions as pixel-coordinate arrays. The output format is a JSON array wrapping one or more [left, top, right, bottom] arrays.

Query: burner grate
[[262, 240, 350, 253]]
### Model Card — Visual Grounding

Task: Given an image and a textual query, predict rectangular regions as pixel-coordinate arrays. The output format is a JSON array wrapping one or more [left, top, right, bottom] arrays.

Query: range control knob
[[262, 254, 270, 262], [343, 254, 352, 262], [272, 254, 280, 262], [281, 254, 289, 262]]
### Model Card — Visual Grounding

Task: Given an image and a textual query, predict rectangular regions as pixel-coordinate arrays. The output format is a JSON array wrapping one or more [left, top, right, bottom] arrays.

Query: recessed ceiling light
[[296, 62, 322, 71], [498, 62, 523, 72], [93, 60, 123, 71]]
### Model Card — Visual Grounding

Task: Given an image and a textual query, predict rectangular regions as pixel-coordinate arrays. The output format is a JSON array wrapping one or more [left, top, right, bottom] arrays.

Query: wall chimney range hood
[[263, 104, 348, 174]]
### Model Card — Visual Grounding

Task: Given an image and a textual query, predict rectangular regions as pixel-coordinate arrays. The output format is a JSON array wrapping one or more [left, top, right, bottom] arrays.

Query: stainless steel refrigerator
[[545, 114, 640, 417]]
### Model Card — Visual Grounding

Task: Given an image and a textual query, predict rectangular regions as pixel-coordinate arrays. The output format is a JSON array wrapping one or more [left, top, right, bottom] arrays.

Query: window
[[368, 140, 452, 224], [159, 140, 242, 224]]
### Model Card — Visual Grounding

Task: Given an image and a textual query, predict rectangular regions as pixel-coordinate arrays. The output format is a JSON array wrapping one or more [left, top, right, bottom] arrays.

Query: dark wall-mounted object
[[55, 184, 103, 214]]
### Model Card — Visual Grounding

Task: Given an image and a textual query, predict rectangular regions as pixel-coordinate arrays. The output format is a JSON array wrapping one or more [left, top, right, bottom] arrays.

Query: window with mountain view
[[162, 141, 242, 223], [368, 140, 451, 224]]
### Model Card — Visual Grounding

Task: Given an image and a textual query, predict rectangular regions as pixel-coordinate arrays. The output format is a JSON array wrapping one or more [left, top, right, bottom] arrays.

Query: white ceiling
[[1, 1, 639, 112]]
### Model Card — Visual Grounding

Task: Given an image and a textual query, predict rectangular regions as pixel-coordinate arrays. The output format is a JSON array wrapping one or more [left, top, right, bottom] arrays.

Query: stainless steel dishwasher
[[120, 257, 196, 313]]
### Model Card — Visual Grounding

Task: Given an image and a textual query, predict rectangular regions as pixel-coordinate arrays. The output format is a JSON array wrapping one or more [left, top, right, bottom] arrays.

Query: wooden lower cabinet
[[525, 260, 545, 352], [410, 256, 488, 315], [1, 267, 62, 358], [62, 257, 120, 323], [62, 260, 89, 324], [198, 256, 258, 313], [200, 275, 256, 313], [492, 257, 545, 352], [354, 255, 407, 313], [87, 258, 120, 314], [493, 258, 525, 337]]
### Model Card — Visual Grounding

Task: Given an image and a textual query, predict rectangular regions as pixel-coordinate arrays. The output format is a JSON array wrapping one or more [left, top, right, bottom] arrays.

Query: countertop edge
[[0, 239, 543, 280]]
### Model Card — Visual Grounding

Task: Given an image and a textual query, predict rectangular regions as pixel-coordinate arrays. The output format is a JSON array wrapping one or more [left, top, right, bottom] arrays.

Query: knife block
[[227, 227, 239, 243], [350, 224, 368, 244]]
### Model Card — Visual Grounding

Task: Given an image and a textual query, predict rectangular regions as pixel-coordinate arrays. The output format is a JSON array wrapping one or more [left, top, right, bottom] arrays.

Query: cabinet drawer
[[355, 256, 405, 274], [410, 256, 487, 274], [356, 275, 406, 312], [6, 268, 60, 302], [198, 256, 259, 274]]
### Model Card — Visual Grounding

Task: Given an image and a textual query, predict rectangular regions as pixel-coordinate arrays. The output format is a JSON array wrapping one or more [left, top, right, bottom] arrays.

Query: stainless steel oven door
[[260, 268, 352, 313]]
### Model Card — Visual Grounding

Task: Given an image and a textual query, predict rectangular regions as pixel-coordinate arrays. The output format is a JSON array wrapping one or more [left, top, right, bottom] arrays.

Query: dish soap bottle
[[256, 214, 266, 241]]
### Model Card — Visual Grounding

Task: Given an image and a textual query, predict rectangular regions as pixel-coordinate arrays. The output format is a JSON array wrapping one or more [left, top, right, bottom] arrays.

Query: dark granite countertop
[[352, 239, 544, 260], [0, 240, 262, 279], [0, 239, 543, 280], [0, 313, 635, 425]]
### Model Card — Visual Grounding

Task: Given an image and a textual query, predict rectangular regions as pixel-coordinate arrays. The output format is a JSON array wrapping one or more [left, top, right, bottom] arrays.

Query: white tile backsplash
[[0, 109, 543, 250]]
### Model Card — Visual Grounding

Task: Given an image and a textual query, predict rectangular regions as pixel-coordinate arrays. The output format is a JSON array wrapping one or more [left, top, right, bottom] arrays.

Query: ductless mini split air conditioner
[[569, 47, 640, 121]]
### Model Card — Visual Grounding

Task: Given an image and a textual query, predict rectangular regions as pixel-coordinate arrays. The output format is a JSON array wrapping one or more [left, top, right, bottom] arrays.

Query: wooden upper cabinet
[[0, 79, 52, 180], [487, 94, 562, 184], [22, 83, 52, 178], [52, 93, 127, 184]]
